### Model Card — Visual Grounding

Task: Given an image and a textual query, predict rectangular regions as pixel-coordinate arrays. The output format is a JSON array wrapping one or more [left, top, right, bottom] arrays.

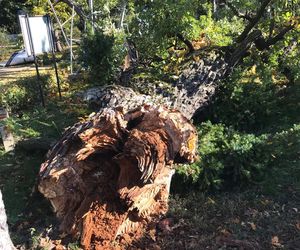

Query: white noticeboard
[[19, 15, 54, 56]]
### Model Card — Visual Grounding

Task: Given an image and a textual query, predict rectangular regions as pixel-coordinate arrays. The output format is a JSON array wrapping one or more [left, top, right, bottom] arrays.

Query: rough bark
[[0, 190, 15, 250], [38, 105, 197, 249], [83, 31, 259, 120], [39, 3, 297, 245], [83, 49, 229, 120]]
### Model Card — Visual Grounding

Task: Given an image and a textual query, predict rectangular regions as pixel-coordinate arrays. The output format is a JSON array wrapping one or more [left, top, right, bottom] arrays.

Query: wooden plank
[[0, 126, 15, 152], [0, 108, 15, 152]]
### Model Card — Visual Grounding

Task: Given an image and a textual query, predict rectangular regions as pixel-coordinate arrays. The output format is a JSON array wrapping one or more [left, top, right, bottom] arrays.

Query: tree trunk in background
[[0, 190, 15, 250]]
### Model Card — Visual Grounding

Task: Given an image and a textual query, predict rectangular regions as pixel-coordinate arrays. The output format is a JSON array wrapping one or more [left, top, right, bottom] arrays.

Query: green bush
[[207, 65, 279, 133], [176, 122, 270, 191], [207, 52, 300, 134], [0, 27, 11, 61], [79, 29, 125, 85], [0, 27, 9, 46], [0, 77, 42, 112]]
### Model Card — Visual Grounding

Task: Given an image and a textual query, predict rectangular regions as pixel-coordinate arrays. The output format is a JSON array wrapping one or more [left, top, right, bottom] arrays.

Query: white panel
[[18, 15, 53, 56], [28, 16, 52, 55], [18, 15, 32, 56]]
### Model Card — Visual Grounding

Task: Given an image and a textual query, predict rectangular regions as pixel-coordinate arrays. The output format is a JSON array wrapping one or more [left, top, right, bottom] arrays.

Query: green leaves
[[177, 122, 269, 191], [79, 29, 119, 85]]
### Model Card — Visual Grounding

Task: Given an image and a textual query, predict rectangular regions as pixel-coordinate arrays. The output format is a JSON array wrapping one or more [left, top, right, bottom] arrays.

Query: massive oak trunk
[[38, 105, 197, 249]]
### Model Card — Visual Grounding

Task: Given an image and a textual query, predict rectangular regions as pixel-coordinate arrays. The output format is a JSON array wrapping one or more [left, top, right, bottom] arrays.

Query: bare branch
[[254, 23, 296, 51], [176, 33, 195, 54], [224, 1, 252, 21], [237, 0, 273, 43]]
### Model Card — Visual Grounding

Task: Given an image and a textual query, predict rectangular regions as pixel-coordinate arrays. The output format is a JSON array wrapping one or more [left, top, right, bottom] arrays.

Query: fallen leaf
[[149, 228, 156, 241], [220, 229, 231, 237], [271, 236, 282, 247], [158, 218, 173, 233], [248, 222, 257, 231], [54, 245, 65, 250], [207, 197, 216, 204]]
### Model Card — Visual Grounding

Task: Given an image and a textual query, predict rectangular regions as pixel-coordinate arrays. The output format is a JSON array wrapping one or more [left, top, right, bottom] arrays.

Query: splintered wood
[[38, 105, 197, 249]]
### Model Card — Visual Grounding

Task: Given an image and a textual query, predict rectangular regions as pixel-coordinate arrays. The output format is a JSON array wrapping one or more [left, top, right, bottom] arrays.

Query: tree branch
[[228, 30, 262, 67], [54, 0, 87, 20], [266, 23, 296, 47], [237, 0, 273, 43], [254, 23, 296, 51], [176, 33, 195, 54], [224, 1, 252, 21]]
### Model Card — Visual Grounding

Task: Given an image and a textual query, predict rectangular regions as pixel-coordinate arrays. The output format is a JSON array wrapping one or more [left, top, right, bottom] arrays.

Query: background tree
[[0, 0, 28, 33]]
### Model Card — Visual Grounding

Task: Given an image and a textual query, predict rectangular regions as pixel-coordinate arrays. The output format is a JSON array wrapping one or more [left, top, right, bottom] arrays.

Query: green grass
[[0, 62, 91, 248], [0, 100, 89, 217], [0, 150, 43, 224]]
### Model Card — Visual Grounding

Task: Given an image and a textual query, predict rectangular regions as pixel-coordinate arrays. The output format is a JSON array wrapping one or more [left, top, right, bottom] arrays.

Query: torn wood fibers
[[38, 105, 197, 249]]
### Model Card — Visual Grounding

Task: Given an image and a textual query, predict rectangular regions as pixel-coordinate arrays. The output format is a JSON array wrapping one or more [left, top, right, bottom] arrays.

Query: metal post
[[47, 0, 74, 59], [25, 15, 45, 107], [70, 6, 74, 75], [89, 0, 94, 33], [47, 15, 62, 99]]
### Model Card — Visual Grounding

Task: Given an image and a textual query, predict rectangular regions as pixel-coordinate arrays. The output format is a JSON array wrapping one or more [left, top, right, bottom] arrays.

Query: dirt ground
[[8, 182, 299, 250]]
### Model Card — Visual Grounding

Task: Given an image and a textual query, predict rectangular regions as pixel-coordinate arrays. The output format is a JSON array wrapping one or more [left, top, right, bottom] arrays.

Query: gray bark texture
[[83, 51, 228, 120], [82, 31, 260, 120], [0, 190, 15, 250]]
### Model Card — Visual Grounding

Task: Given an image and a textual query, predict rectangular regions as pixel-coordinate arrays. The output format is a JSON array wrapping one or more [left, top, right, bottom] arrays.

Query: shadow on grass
[[0, 100, 89, 247]]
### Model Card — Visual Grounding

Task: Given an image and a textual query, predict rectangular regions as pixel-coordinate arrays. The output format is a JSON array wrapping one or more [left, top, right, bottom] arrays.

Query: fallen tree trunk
[[0, 190, 15, 250], [39, 31, 270, 249], [38, 105, 197, 249], [39, 1, 297, 244], [83, 30, 262, 120]]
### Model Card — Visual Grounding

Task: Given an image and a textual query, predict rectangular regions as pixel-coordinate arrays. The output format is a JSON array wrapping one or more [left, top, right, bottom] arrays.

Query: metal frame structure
[[46, 0, 129, 75], [46, 0, 97, 75], [47, 0, 76, 73]]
